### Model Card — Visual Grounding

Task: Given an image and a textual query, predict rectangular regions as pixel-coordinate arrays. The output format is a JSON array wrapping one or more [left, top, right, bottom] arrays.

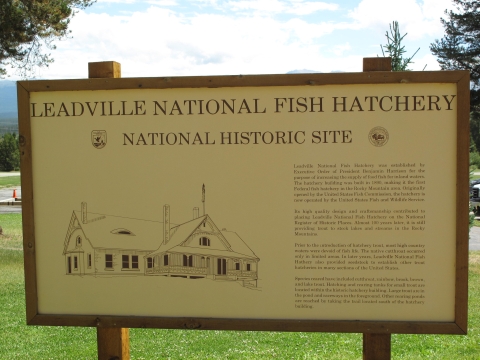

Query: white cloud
[[410, 52, 441, 71], [97, 0, 137, 4], [331, 42, 351, 56], [348, 0, 455, 40], [146, 0, 177, 5], [225, 0, 338, 15], [43, 6, 354, 79], [27, 0, 452, 80]]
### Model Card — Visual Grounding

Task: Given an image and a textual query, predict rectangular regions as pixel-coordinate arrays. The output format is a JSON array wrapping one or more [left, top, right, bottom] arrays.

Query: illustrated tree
[[0, 133, 20, 171], [0, 0, 95, 77], [380, 21, 420, 71]]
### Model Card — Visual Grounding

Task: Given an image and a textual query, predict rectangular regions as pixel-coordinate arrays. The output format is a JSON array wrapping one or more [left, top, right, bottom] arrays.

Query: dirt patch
[[470, 252, 480, 265]]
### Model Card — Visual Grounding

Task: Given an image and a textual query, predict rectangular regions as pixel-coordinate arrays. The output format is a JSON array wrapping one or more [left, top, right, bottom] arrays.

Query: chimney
[[81, 202, 87, 224], [193, 207, 199, 219], [164, 204, 170, 244]]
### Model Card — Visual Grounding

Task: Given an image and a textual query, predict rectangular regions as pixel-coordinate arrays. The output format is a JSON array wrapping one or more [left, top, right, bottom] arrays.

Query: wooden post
[[88, 61, 121, 79], [363, 333, 391, 360], [362, 56, 392, 360], [97, 327, 130, 360], [363, 57, 392, 72], [88, 61, 130, 360]]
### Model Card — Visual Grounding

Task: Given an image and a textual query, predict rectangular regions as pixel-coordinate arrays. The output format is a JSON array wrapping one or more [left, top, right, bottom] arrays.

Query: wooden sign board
[[18, 70, 469, 334]]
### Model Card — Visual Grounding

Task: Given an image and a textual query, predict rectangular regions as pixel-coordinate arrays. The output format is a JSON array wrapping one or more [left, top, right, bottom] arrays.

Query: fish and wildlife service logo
[[368, 127, 389, 147], [92, 130, 107, 149]]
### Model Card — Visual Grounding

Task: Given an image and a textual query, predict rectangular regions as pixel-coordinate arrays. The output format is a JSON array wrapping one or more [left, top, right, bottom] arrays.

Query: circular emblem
[[368, 127, 389, 147]]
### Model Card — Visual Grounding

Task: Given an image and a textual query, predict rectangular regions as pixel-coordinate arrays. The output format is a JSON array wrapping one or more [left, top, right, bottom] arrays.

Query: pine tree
[[380, 21, 420, 71], [0, 0, 95, 77], [0, 133, 20, 171], [430, 0, 480, 111]]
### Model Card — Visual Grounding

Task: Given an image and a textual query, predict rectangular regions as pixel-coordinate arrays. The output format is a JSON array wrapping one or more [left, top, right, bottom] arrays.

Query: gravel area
[[470, 225, 480, 251]]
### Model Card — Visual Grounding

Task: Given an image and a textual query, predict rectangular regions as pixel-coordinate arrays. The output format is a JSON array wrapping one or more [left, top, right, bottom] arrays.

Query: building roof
[[66, 210, 258, 261], [147, 215, 259, 260], [72, 211, 165, 251]]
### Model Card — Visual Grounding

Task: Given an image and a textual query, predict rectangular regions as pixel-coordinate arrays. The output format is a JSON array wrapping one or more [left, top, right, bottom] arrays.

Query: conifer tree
[[430, 0, 480, 111], [0, 0, 95, 77]]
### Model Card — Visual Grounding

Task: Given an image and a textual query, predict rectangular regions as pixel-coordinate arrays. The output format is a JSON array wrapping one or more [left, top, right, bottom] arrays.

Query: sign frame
[[17, 70, 470, 335]]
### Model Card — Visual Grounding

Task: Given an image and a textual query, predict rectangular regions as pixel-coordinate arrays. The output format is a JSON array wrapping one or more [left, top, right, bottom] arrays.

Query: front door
[[217, 258, 227, 275]]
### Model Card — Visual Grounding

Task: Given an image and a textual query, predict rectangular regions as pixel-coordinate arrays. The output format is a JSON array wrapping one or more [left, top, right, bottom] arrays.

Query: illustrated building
[[62, 203, 259, 288]]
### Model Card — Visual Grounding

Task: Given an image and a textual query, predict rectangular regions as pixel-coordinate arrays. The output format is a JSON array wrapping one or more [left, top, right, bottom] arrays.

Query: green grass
[[1, 213, 479, 359], [0, 175, 20, 189]]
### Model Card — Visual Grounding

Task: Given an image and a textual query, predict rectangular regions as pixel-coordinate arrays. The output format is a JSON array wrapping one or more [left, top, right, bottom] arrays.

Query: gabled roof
[[165, 215, 209, 252], [222, 230, 258, 259], [70, 211, 166, 251], [147, 215, 259, 260], [65, 209, 258, 261]]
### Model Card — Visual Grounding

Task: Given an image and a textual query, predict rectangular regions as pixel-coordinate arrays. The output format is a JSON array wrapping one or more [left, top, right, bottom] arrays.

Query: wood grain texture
[[363, 57, 392, 72], [455, 70, 470, 335], [17, 70, 467, 93], [363, 333, 391, 360], [97, 327, 130, 360], [27, 314, 466, 334], [17, 82, 38, 324], [88, 61, 121, 79]]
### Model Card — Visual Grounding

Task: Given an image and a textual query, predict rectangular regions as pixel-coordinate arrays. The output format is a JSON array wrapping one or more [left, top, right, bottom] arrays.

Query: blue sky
[[6, 0, 456, 79]]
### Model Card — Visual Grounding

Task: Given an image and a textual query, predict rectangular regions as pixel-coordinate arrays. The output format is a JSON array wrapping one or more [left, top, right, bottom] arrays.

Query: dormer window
[[199, 237, 210, 246], [111, 228, 135, 236]]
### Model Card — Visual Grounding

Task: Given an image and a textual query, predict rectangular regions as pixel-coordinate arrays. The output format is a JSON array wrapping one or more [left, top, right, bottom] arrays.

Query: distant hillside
[[0, 81, 17, 115], [287, 69, 321, 74], [0, 81, 18, 134]]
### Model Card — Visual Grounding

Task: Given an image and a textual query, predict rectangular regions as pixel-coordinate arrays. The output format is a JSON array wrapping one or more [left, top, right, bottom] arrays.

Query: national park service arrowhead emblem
[[92, 130, 107, 149], [368, 127, 389, 147]]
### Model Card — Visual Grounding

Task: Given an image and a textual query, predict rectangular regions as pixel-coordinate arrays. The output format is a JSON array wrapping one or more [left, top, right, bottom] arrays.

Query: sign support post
[[362, 56, 393, 360], [89, 61, 130, 360]]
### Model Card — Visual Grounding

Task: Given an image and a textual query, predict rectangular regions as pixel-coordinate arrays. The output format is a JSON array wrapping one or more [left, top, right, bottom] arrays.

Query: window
[[235, 262, 240, 271], [74, 256, 78, 270], [183, 255, 193, 267], [122, 255, 139, 269], [87, 253, 92, 268], [122, 255, 129, 269], [132, 255, 139, 269], [246, 263, 251, 271], [111, 228, 135, 236], [76, 236, 81, 246], [105, 254, 113, 269], [147, 257, 153, 268], [199, 237, 210, 246], [164, 254, 169, 266]]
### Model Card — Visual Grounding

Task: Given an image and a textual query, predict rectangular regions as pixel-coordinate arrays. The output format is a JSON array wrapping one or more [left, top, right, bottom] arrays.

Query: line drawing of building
[[62, 200, 260, 288]]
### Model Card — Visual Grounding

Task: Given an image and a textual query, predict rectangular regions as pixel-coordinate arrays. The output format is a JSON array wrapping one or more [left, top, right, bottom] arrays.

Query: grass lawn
[[1, 213, 479, 359], [0, 175, 21, 189]]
